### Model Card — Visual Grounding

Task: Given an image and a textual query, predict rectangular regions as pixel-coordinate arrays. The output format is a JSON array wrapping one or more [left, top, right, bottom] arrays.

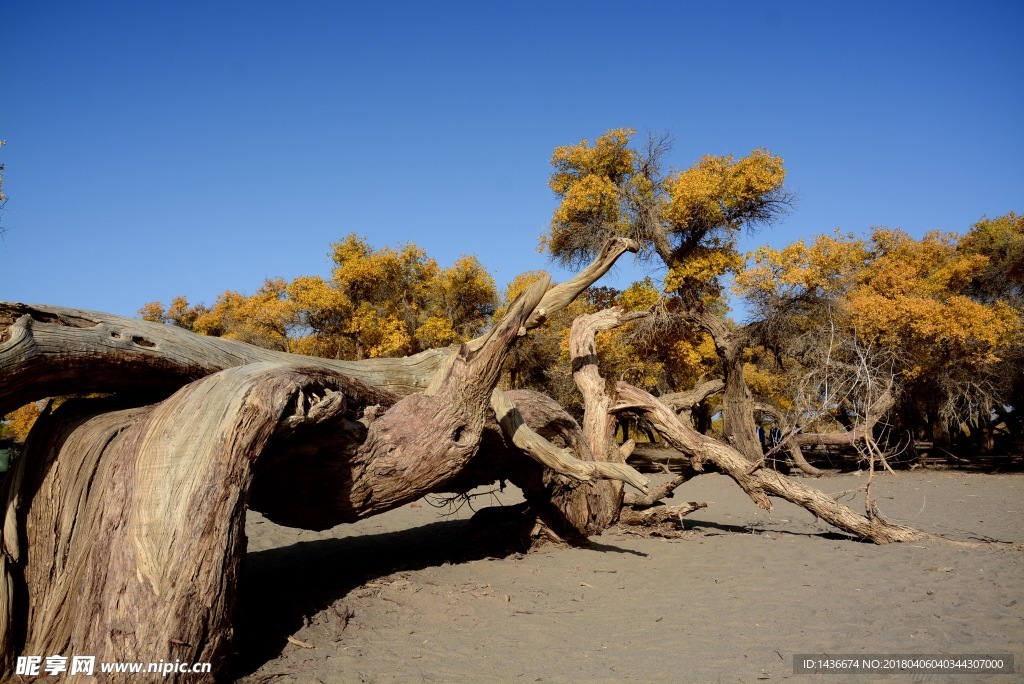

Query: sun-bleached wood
[[614, 382, 931, 544], [0, 240, 649, 680]]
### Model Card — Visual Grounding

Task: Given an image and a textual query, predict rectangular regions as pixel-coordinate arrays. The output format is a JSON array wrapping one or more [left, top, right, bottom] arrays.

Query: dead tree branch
[[614, 382, 934, 544]]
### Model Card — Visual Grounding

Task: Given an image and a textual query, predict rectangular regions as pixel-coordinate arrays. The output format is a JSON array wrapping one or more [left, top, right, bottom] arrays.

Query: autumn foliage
[[140, 234, 497, 360], [737, 220, 1022, 450], [125, 133, 1023, 461]]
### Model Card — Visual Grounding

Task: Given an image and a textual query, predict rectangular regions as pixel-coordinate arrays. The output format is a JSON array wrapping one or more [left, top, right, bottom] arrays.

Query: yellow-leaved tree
[[958, 212, 1024, 443], [140, 234, 497, 361], [737, 223, 1023, 453], [545, 128, 792, 460], [1, 402, 41, 443]]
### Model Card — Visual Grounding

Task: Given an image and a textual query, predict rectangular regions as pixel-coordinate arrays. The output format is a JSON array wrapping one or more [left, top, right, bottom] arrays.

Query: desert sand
[[233, 466, 1023, 683]]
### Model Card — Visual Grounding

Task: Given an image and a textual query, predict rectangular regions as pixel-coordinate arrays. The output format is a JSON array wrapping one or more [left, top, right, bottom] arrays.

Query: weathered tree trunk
[[720, 343, 763, 462], [0, 301, 448, 413], [478, 390, 644, 544], [783, 439, 825, 477], [675, 305, 761, 461], [974, 403, 996, 454], [930, 412, 952, 451], [0, 239, 652, 680], [547, 308, 648, 537], [18, 373, 300, 679], [471, 307, 655, 545], [0, 286, 525, 679]]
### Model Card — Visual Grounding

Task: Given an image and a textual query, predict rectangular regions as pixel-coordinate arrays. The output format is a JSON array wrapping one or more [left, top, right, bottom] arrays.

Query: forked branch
[[614, 382, 934, 544]]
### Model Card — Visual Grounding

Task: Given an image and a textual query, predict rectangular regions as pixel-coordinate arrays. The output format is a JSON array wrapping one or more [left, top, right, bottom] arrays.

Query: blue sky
[[2, 1, 1021, 320]]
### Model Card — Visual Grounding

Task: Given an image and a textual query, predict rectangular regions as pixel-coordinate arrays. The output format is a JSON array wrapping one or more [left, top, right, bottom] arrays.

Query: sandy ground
[[233, 468, 1023, 683]]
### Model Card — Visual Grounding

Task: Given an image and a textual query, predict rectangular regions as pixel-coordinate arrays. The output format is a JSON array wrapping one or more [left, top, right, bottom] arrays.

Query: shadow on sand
[[232, 516, 498, 678], [230, 510, 647, 679]]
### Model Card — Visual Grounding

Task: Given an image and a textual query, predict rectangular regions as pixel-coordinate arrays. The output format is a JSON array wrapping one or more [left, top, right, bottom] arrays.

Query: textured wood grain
[[615, 382, 930, 544], [0, 239, 647, 679], [0, 240, 639, 416]]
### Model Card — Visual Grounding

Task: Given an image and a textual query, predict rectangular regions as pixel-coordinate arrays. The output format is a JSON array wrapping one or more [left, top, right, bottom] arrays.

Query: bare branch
[[489, 389, 648, 493], [614, 382, 934, 544]]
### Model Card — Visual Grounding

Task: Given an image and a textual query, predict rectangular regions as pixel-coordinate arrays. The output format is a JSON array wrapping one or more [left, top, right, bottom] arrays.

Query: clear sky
[[2, 1, 1021, 320]]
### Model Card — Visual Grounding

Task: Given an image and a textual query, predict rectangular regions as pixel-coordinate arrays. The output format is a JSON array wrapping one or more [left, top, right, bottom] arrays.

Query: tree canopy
[[545, 128, 790, 306], [737, 219, 1023, 451], [140, 233, 498, 360]]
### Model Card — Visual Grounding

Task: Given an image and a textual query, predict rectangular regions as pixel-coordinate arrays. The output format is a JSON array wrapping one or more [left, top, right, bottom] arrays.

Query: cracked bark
[[0, 239, 647, 681]]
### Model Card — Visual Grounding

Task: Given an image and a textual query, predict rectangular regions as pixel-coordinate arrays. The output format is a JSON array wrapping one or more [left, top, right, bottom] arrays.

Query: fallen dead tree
[[558, 306, 935, 544], [0, 236, 952, 681], [0, 241, 653, 681], [614, 382, 931, 543]]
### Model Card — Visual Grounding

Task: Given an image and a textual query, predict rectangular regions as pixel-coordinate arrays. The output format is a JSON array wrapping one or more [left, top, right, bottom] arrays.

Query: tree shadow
[[230, 510, 646, 678], [682, 517, 855, 542], [580, 539, 649, 556], [231, 516, 496, 677]]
